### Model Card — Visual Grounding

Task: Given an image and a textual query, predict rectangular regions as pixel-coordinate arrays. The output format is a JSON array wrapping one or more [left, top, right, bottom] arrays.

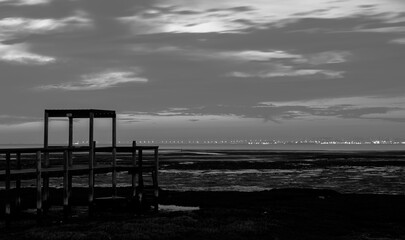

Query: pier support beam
[[153, 148, 159, 212], [88, 112, 94, 217], [138, 149, 143, 207], [43, 112, 50, 213], [5, 153, 11, 228], [112, 116, 117, 198], [68, 116, 73, 205], [131, 141, 137, 201], [15, 153, 21, 213], [36, 151, 42, 223], [63, 150, 70, 221]]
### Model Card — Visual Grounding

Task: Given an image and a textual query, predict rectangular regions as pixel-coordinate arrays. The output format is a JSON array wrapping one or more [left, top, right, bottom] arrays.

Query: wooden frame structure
[[1, 109, 159, 227], [43, 109, 117, 212], [44, 109, 117, 149]]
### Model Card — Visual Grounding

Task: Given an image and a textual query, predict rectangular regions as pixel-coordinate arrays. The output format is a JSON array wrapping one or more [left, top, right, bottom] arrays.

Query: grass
[[2, 206, 403, 240], [1, 189, 405, 240], [2, 210, 278, 240]]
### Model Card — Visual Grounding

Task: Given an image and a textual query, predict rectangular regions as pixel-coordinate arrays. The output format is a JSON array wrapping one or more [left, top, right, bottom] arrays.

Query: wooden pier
[[0, 109, 159, 226]]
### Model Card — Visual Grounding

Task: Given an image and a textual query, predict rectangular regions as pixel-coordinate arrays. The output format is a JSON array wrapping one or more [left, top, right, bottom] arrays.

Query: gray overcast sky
[[0, 0, 404, 144]]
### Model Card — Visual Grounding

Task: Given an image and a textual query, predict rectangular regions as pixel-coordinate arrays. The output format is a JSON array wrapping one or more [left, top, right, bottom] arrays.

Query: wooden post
[[44, 111, 49, 149], [112, 117, 117, 198], [43, 112, 50, 212], [5, 152, 11, 228], [138, 149, 144, 187], [15, 152, 21, 213], [68, 116, 73, 148], [112, 116, 117, 147], [36, 151, 42, 223], [131, 141, 137, 200], [88, 112, 94, 217], [138, 149, 143, 205], [93, 141, 97, 166], [112, 147, 117, 198], [68, 116, 73, 200], [153, 147, 159, 212], [63, 150, 69, 221]]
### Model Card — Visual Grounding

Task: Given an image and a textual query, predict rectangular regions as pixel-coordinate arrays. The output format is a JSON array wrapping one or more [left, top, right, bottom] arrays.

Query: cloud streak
[[117, 104, 404, 125], [228, 69, 344, 79], [258, 96, 405, 122], [389, 38, 405, 44], [0, 0, 51, 5], [294, 51, 351, 65], [0, 12, 93, 41], [0, 43, 55, 64], [38, 70, 148, 91]]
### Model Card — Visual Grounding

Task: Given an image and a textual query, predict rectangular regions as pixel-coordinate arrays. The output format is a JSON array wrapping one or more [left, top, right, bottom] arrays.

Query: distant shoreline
[[1, 143, 405, 151]]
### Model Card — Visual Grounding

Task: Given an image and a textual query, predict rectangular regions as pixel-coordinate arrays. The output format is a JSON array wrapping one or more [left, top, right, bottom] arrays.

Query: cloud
[[120, 101, 403, 124], [258, 96, 405, 122], [295, 51, 351, 65], [130, 45, 349, 79], [118, 111, 239, 125], [118, 0, 405, 34], [259, 96, 405, 108], [118, 12, 246, 34], [219, 50, 350, 66], [38, 70, 148, 90], [130, 45, 302, 62], [348, 26, 405, 33], [0, 43, 55, 64], [0, 11, 93, 41], [129, 45, 349, 79], [117, 4, 258, 34], [389, 38, 405, 44], [221, 49, 349, 80], [119, 96, 405, 124], [223, 50, 301, 61], [0, 0, 51, 5], [0, 18, 60, 40], [227, 64, 344, 79]]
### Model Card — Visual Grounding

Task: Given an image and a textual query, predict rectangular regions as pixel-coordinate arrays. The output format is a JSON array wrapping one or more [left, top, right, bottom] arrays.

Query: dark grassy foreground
[[1, 187, 405, 240]]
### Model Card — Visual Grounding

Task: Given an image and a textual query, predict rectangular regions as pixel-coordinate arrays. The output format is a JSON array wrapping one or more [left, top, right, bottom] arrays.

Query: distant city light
[[97, 139, 405, 145]]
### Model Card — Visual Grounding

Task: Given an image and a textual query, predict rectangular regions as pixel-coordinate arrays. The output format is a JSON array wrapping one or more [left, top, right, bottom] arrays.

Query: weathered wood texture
[[1, 145, 159, 226]]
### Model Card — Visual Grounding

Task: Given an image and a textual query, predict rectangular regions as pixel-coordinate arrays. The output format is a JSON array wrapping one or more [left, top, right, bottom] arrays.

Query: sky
[[0, 0, 404, 144]]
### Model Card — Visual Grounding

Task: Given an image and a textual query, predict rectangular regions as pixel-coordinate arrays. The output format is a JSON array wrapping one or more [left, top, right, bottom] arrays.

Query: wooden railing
[[0, 141, 159, 226]]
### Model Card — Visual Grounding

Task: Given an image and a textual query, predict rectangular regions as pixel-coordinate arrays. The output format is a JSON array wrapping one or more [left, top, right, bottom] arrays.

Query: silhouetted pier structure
[[0, 109, 159, 226]]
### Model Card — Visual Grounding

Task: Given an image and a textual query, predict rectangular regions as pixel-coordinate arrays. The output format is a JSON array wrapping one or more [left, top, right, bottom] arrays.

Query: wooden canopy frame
[[44, 109, 117, 148]]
